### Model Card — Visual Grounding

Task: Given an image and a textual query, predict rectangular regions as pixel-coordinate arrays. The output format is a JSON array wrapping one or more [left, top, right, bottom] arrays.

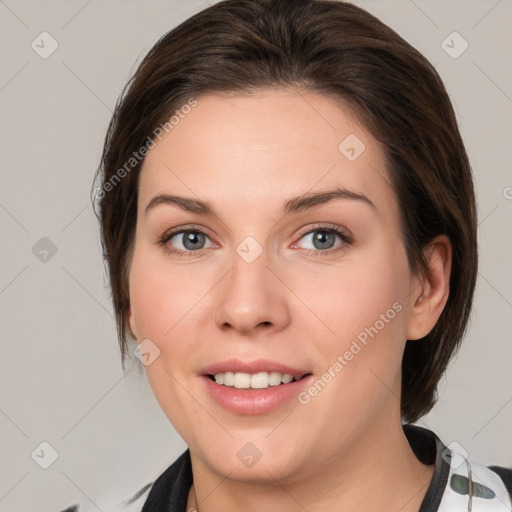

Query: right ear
[[126, 307, 138, 340]]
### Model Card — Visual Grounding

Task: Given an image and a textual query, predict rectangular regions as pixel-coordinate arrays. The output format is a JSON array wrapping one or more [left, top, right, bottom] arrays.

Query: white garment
[[438, 447, 511, 511]]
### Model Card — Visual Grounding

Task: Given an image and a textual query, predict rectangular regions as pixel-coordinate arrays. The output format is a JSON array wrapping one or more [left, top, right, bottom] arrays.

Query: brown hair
[[92, 0, 477, 424]]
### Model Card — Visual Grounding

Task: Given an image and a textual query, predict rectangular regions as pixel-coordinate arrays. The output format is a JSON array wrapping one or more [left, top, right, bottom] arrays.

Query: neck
[[187, 403, 434, 512]]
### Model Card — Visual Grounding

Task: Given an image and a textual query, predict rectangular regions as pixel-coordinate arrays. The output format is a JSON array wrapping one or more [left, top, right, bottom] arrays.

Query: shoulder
[[489, 465, 512, 494], [403, 423, 512, 511], [488, 464, 512, 500], [56, 482, 153, 512], [440, 444, 512, 511]]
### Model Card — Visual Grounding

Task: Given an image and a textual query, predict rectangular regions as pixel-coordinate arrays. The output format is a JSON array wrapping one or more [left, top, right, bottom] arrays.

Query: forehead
[[138, 89, 396, 220]]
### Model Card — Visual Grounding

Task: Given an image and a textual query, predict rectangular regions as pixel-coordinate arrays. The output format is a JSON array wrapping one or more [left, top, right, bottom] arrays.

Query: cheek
[[289, 256, 410, 435], [291, 244, 411, 424], [128, 249, 210, 430], [128, 247, 209, 342], [292, 244, 410, 353]]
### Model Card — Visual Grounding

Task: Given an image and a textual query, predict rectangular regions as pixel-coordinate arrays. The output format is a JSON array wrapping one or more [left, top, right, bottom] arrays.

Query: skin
[[127, 88, 452, 512]]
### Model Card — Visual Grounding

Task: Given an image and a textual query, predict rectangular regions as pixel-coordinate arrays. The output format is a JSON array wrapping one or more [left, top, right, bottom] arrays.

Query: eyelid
[[159, 224, 215, 242], [295, 223, 352, 240]]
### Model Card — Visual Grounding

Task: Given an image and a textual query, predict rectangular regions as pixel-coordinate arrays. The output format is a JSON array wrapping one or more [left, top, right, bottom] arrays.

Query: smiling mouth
[[207, 371, 311, 390]]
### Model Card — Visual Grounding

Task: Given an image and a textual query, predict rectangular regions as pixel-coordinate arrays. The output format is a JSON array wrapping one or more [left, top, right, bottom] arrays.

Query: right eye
[[158, 227, 215, 256]]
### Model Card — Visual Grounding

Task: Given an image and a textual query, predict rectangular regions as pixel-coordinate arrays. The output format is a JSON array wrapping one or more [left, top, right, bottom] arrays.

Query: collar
[[403, 423, 451, 511], [139, 424, 508, 512]]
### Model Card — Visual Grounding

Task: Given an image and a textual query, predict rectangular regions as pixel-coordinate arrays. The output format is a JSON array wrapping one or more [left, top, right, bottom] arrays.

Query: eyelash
[[157, 224, 354, 257]]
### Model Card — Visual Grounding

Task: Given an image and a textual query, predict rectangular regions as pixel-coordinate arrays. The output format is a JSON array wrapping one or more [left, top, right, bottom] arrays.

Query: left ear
[[406, 234, 452, 341]]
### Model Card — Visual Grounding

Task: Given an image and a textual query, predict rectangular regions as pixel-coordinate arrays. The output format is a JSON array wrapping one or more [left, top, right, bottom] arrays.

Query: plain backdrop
[[0, 1, 511, 510]]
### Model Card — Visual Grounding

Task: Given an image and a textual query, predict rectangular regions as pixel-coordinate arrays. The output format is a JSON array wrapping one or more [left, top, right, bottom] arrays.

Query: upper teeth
[[214, 371, 295, 389]]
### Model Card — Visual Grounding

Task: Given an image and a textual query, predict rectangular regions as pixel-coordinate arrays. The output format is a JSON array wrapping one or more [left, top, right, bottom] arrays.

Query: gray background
[[0, 0, 511, 510]]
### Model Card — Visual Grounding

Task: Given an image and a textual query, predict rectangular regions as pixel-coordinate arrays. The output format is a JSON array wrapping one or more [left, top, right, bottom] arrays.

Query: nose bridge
[[233, 236, 268, 286], [213, 234, 288, 333]]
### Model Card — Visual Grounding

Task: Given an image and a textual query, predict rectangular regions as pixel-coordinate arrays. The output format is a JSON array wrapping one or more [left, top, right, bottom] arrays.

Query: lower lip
[[201, 375, 313, 415]]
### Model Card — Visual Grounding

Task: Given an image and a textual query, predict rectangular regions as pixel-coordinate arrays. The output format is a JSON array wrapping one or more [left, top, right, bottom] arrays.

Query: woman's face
[[127, 89, 422, 482]]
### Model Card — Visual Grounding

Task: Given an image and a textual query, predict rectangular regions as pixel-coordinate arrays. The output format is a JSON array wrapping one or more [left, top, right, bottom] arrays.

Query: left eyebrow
[[282, 187, 377, 215], [144, 186, 377, 218]]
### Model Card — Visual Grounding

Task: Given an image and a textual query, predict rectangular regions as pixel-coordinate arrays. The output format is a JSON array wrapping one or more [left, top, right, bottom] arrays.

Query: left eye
[[295, 227, 350, 252]]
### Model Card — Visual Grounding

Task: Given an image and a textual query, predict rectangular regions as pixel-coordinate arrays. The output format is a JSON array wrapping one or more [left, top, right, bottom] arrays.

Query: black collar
[[404, 424, 451, 511]]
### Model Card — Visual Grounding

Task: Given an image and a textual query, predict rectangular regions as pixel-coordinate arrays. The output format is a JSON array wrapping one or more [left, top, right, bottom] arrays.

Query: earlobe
[[406, 235, 452, 340]]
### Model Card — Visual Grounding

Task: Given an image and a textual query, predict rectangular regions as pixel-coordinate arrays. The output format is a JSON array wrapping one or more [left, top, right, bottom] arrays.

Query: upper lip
[[199, 359, 311, 380]]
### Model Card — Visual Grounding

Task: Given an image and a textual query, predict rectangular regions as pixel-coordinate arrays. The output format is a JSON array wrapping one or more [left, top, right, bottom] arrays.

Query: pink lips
[[199, 358, 313, 415]]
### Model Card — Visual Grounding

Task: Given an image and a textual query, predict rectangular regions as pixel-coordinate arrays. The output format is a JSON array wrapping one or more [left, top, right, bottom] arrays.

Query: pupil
[[314, 231, 334, 250], [184, 232, 204, 250]]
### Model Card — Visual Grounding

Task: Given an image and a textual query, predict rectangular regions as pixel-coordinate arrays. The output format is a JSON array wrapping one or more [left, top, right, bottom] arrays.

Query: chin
[[193, 434, 309, 483]]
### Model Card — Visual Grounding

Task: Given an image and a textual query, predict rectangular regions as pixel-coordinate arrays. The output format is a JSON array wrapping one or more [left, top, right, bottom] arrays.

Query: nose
[[213, 242, 290, 337]]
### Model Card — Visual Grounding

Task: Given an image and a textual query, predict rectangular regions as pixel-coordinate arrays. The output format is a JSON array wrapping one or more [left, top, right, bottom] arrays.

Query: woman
[[65, 0, 511, 510]]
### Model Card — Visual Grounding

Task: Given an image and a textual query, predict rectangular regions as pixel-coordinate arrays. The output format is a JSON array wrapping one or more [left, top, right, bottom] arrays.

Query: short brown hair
[[92, 0, 477, 424]]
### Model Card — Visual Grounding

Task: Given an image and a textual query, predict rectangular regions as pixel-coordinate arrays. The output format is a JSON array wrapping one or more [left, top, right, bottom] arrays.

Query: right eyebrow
[[145, 194, 213, 216]]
